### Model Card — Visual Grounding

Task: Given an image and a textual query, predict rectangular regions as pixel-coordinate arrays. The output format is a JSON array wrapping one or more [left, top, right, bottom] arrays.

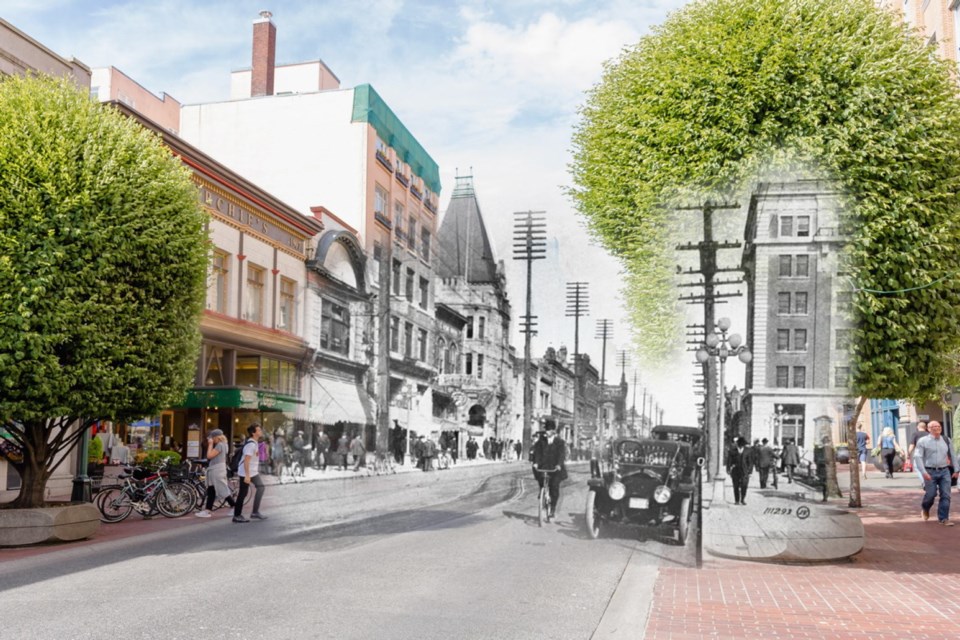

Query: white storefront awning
[[312, 376, 374, 425]]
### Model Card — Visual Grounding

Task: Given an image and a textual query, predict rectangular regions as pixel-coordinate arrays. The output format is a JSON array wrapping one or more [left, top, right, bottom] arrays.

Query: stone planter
[[0, 503, 100, 547]]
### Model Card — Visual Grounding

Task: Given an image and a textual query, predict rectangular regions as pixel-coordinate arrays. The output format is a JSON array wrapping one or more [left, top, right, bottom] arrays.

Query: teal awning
[[180, 388, 302, 412]]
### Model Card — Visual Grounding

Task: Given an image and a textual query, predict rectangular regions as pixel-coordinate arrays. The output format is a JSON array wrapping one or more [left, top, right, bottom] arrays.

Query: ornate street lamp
[[696, 317, 752, 479], [400, 382, 418, 461], [773, 404, 786, 445]]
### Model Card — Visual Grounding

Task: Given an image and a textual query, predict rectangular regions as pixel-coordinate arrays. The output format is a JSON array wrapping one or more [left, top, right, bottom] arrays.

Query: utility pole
[[566, 281, 589, 456], [513, 211, 546, 457], [676, 201, 742, 479], [616, 350, 629, 439], [376, 227, 394, 455], [595, 319, 613, 443], [631, 370, 638, 436]]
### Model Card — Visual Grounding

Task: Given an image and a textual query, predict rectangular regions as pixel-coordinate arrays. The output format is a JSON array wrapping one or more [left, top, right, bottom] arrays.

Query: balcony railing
[[375, 149, 394, 173], [374, 211, 392, 229], [410, 184, 423, 201], [395, 171, 410, 187], [423, 198, 436, 214]]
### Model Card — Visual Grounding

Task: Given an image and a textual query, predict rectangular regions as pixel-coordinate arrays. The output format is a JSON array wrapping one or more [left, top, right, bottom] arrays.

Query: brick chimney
[[251, 10, 276, 97]]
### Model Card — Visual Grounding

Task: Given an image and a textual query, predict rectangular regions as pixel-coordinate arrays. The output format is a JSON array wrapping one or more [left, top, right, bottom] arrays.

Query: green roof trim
[[351, 83, 441, 194]]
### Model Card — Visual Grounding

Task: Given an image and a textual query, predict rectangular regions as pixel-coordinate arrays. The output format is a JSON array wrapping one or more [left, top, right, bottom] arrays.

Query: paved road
[[1, 465, 695, 640]]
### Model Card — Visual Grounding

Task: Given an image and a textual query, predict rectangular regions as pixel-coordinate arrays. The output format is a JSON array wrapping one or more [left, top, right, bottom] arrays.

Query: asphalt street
[[0, 465, 695, 640]]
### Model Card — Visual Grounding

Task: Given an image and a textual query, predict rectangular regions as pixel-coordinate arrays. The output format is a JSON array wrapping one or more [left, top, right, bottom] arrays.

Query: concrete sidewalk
[[645, 468, 960, 639]]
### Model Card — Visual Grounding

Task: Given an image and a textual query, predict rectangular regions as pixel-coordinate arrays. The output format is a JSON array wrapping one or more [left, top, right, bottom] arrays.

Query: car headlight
[[608, 481, 626, 501], [653, 485, 671, 504]]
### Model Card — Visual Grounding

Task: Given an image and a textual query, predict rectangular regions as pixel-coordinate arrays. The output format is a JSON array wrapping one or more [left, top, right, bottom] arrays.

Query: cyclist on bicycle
[[532, 420, 567, 519]]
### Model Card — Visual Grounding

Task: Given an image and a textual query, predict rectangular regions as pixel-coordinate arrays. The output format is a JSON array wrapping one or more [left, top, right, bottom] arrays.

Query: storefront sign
[[198, 184, 305, 255]]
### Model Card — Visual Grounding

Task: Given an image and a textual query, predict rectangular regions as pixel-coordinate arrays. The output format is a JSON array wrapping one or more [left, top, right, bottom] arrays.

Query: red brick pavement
[[645, 487, 960, 639]]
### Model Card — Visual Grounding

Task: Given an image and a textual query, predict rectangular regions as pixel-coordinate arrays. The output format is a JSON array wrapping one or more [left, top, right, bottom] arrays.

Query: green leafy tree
[[0, 75, 207, 508], [570, 0, 960, 505]]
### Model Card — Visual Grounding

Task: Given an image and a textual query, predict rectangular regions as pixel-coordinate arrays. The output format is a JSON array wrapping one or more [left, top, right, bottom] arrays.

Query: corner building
[[180, 12, 442, 449]]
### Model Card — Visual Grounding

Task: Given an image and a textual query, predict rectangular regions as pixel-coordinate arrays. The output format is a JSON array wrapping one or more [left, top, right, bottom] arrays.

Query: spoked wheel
[[677, 496, 692, 545], [97, 488, 134, 523], [156, 482, 195, 517], [538, 486, 548, 527], [584, 490, 602, 539]]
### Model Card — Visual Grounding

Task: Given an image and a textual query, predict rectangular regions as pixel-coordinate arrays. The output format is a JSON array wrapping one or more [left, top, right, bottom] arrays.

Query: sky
[[3, 0, 720, 425]]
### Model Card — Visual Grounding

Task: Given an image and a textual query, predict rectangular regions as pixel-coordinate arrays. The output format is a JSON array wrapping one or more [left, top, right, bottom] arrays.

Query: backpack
[[229, 439, 251, 478]]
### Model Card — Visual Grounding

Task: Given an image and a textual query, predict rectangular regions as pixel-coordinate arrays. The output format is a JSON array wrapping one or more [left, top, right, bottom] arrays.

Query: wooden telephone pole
[[513, 211, 546, 456]]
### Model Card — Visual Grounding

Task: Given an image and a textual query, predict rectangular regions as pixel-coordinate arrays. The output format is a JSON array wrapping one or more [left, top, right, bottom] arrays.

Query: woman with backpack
[[195, 429, 236, 518]]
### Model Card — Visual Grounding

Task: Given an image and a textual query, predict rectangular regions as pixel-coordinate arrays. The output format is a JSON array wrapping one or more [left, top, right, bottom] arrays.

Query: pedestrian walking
[[350, 433, 366, 471], [466, 437, 478, 460], [195, 429, 236, 518], [422, 434, 437, 472], [781, 439, 800, 483], [856, 425, 871, 479], [908, 422, 928, 488], [725, 436, 754, 506], [337, 433, 350, 471], [233, 423, 267, 523], [482, 437, 491, 459], [756, 438, 774, 489], [878, 426, 903, 478], [315, 429, 330, 470], [271, 430, 286, 476], [913, 421, 959, 526], [514, 440, 522, 462]]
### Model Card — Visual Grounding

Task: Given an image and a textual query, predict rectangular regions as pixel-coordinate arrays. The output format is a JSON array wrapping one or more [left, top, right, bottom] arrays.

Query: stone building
[[434, 175, 514, 441]]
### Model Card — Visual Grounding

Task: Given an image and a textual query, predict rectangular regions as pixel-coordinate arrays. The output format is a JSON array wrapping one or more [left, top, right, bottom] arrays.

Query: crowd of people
[[725, 436, 802, 506]]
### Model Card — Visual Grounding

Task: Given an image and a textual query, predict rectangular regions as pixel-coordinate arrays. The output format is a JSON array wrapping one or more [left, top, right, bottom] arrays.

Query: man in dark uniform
[[725, 436, 754, 506], [756, 438, 775, 488], [532, 421, 567, 519]]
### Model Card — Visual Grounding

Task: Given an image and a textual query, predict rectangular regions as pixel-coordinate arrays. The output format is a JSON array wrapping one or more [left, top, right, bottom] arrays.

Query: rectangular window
[[780, 216, 793, 237], [797, 216, 811, 237], [278, 277, 296, 332], [246, 264, 265, 324], [477, 354, 484, 380], [421, 228, 431, 262], [794, 329, 807, 352], [466, 316, 474, 339], [320, 299, 350, 355], [837, 291, 853, 312], [795, 254, 810, 277], [478, 316, 486, 340], [835, 366, 850, 388], [404, 322, 414, 357], [210, 249, 229, 314], [408, 216, 417, 251], [418, 328, 428, 361], [392, 259, 401, 296], [779, 255, 792, 277], [465, 353, 473, 375], [390, 316, 399, 352], [793, 366, 806, 389], [777, 292, 791, 315], [776, 366, 789, 388], [236, 355, 260, 387], [405, 267, 414, 301], [375, 185, 388, 218], [394, 201, 404, 228], [777, 329, 790, 351], [419, 276, 429, 309], [794, 292, 808, 315], [836, 329, 851, 350]]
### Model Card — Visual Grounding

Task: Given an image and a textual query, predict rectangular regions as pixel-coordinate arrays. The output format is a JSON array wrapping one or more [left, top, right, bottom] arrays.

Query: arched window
[[436, 337, 446, 372], [447, 344, 460, 374]]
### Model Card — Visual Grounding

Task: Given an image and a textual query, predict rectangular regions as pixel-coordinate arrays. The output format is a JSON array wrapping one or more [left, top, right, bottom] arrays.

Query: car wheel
[[678, 495, 692, 545], [585, 490, 602, 539]]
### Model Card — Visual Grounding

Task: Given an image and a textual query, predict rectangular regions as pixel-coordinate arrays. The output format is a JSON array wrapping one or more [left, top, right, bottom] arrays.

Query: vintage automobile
[[585, 426, 703, 544]]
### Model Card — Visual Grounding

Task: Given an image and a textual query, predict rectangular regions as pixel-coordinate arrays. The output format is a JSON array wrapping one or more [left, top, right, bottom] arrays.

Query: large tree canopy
[[0, 75, 208, 506], [570, 0, 960, 401]]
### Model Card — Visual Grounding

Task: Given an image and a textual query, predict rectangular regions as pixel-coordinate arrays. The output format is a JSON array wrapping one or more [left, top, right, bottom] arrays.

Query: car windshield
[[616, 440, 686, 467]]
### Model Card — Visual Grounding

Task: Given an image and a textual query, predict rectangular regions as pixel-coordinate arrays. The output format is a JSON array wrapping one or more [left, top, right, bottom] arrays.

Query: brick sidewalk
[[645, 487, 960, 639]]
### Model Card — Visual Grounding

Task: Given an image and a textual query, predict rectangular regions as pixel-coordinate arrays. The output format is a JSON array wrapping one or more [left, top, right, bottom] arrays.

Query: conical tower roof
[[436, 175, 498, 283]]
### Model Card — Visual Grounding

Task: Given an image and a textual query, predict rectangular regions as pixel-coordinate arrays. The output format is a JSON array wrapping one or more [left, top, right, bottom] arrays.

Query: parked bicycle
[[96, 460, 195, 523], [181, 460, 239, 512]]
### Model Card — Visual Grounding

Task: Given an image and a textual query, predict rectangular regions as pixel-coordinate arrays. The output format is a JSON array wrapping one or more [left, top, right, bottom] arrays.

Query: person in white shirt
[[233, 423, 267, 524]]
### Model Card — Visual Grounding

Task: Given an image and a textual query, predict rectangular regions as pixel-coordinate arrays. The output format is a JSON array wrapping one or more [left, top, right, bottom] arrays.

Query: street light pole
[[696, 316, 752, 480]]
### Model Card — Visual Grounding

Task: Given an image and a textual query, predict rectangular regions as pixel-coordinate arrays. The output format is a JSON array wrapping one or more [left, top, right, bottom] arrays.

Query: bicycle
[[534, 466, 561, 527], [96, 460, 195, 522], [277, 451, 304, 484]]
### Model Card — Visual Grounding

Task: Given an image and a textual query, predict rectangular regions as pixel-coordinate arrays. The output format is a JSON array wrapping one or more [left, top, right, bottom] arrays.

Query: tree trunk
[[848, 396, 867, 508], [824, 442, 842, 498], [7, 418, 60, 508]]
